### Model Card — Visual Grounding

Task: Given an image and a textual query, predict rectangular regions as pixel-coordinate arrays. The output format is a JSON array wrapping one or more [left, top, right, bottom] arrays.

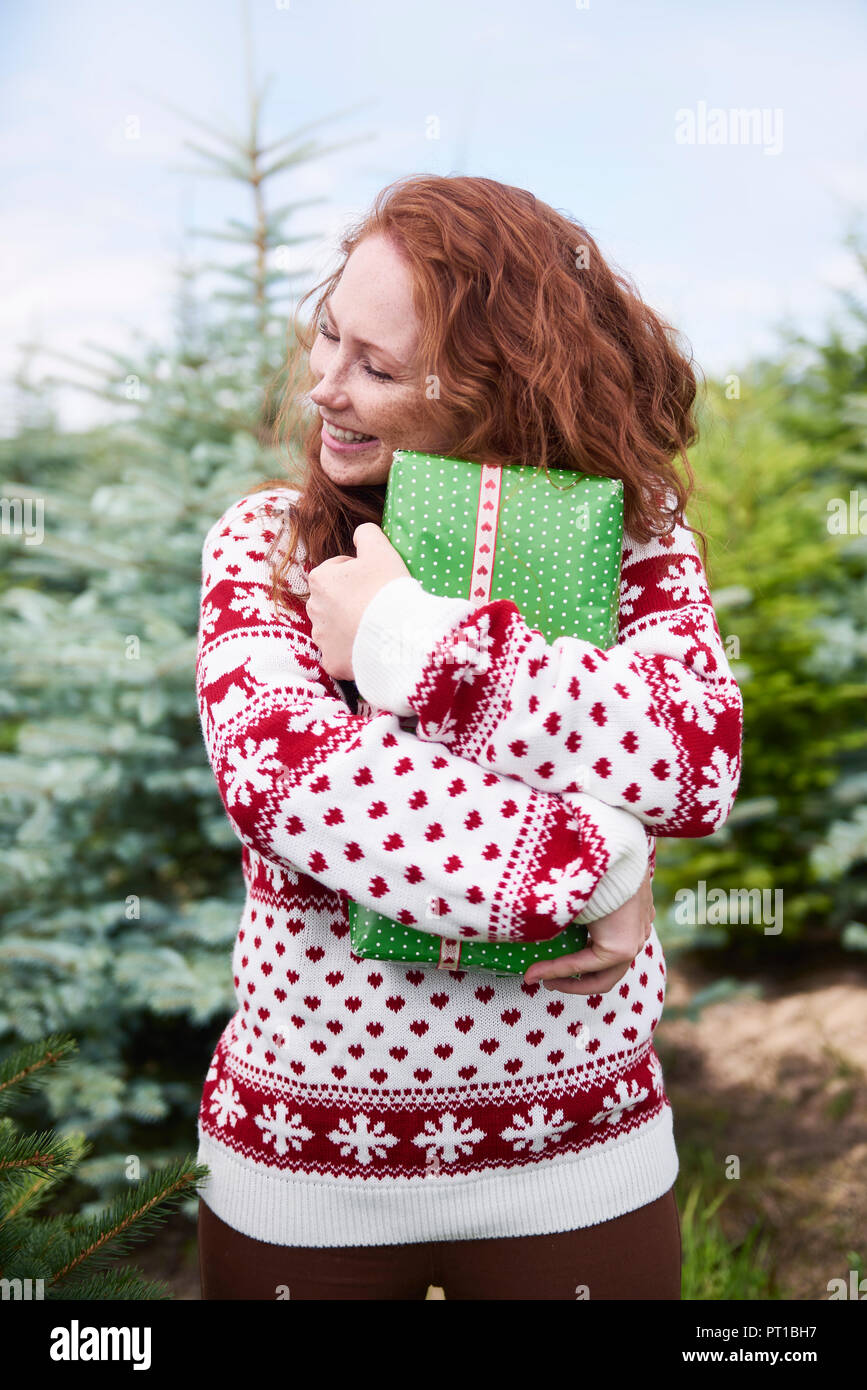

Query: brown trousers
[[198, 1186, 681, 1300]]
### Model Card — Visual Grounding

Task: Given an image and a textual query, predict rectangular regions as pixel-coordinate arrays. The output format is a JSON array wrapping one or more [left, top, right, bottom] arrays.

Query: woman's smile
[[320, 416, 382, 452]]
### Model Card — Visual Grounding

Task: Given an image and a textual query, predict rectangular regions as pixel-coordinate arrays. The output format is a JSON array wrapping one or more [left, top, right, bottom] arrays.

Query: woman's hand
[[306, 523, 411, 681], [523, 864, 655, 995]]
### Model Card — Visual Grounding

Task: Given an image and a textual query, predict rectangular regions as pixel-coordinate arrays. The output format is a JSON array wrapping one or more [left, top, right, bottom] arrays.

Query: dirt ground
[[658, 952, 866, 1301], [132, 956, 865, 1302]]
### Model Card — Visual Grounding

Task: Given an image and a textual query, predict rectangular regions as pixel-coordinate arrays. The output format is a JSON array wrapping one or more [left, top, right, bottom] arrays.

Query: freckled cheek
[[371, 392, 433, 444], [371, 406, 405, 440]]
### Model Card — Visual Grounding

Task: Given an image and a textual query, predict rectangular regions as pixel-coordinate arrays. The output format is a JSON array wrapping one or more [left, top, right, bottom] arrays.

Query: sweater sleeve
[[351, 515, 744, 838], [196, 491, 651, 946]]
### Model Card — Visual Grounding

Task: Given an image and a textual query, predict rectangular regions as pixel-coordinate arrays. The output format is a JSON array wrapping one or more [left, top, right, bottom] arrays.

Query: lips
[[322, 417, 375, 439], [321, 419, 380, 451]]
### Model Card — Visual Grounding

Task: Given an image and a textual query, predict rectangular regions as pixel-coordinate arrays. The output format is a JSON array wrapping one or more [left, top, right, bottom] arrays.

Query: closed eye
[[317, 320, 393, 381]]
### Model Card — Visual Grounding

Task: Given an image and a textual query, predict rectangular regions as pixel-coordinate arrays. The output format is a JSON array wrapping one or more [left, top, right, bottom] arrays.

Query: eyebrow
[[322, 295, 403, 369]]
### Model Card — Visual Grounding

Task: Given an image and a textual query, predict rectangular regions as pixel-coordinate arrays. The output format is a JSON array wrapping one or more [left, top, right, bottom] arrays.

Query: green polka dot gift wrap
[[348, 451, 624, 977]]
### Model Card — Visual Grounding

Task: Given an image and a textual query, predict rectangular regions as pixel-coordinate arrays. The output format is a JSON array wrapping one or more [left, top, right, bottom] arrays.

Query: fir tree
[[0, 1033, 210, 1299], [0, 76, 371, 1216], [654, 258, 867, 957]]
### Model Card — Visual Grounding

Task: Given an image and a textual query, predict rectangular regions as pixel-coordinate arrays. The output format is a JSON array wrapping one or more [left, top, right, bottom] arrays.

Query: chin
[[321, 447, 391, 487]]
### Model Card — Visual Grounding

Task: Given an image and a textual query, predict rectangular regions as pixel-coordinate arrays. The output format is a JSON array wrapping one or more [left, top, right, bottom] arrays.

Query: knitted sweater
[[194, 487, 743, 1247]]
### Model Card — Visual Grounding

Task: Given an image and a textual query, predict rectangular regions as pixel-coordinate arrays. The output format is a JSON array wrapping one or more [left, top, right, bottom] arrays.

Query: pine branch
[[48, 1265, 174, 1301], [0, 1128, 85, 1183], [265, 195, 329, 223], [0, 1132, 89, 1225], [128, 86, 246, 154], [258, 130, 375, 182], [0, 1034, 78, 1110], [187, 227, 257, 247], [0, 484, 99, 524], [256, 98, 376, 157], [6, 534, 192, 579], [179, 139, 251, 182], [47, 1157, 210, 1287], [12, 342, 118, 380]]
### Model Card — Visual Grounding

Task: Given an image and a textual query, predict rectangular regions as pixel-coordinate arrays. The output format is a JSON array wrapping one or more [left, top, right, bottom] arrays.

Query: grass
[[821, 1041, 862, 1122], [675, 1139, 781, 1300], [679, 1181, 778, 1299], [825, 1086, 857, 1121]]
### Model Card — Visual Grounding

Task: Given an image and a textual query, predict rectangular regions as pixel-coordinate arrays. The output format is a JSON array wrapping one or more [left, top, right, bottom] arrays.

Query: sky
[[2, 0, 866, 434]]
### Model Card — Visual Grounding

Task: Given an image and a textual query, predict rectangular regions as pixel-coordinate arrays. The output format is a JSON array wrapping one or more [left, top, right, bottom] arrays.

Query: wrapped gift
[[348, 451, 624, 976]]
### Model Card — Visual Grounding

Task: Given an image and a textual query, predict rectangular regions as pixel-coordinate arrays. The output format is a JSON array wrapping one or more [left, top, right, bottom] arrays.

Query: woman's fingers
[[524, 937, 639, 987], [531, 919, 654, 991], [525, 948, 629, 987], [524, 952, 605, 987], [540, 962, 631, 996]]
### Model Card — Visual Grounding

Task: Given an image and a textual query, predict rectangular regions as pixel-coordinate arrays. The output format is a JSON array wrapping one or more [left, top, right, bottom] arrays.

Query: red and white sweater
[[194, 487, 743, 1247]]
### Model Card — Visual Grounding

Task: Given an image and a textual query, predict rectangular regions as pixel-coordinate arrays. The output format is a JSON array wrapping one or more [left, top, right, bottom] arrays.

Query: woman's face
[[308, 233, 451, 487]]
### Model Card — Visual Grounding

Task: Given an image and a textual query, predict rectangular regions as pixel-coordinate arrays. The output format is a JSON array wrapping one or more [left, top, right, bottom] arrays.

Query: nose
[[310, 380, 351, 423], [310, 353, 351, 410]]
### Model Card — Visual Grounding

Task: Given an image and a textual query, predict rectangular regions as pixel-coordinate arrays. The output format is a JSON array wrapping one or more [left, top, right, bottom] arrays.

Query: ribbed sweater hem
[[195, 1103, 678, 1248]]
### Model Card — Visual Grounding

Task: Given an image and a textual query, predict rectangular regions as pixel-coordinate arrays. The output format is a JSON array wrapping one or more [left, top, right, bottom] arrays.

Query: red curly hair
[[255, 172, 708, 608]]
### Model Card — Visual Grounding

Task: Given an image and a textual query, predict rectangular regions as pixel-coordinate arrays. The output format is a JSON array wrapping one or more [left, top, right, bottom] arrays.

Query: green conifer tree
[[0, 77, 371, 1218], [654, 253, 867, 958], [0, 1034, 210, 1299]]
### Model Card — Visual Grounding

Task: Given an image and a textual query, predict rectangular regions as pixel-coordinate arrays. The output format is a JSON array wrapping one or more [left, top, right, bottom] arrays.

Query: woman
[[195, 173, 744, 1299]]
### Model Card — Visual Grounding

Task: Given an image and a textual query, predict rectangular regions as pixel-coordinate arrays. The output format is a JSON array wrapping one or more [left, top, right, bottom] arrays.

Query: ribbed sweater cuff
[[566, 794, 651, 922], [352, 575, 474, 717]]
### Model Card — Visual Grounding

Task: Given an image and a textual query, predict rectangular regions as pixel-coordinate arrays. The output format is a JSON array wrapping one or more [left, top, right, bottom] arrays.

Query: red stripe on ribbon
[[470, 463, 502, 602], [437, 937, 461, 969]]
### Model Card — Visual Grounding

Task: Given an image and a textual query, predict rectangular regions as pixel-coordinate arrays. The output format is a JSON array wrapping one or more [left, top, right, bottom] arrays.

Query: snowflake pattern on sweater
[[194, 488, 743, 1245], [353, 521, 744, 840]]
